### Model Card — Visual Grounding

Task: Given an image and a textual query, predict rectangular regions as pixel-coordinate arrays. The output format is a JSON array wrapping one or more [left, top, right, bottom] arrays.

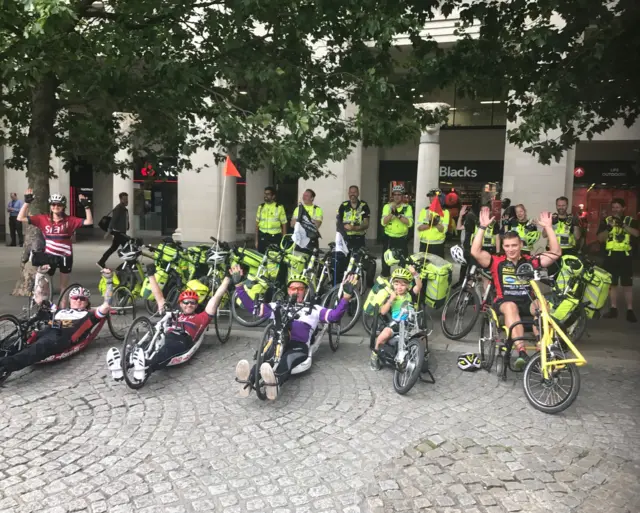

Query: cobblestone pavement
[[1, 331, 639, 513]]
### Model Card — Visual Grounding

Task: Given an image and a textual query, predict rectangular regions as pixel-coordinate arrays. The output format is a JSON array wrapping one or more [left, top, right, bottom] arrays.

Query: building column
[[413, 126, 442, 253], [245, 167, 270, 235]]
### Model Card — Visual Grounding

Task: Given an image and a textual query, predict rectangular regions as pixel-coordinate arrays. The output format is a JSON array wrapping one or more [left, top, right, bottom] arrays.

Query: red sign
[[141, 163, 156, 177], [574, 167, 585, 178]]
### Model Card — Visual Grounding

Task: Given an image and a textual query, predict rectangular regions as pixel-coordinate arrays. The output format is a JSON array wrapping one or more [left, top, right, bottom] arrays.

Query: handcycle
[[368, 303, 435, 395], [0, 282, 136, 384], [250, 296, 340, 400], [120, 309, 206, 389], [478, 267, 587, 414]]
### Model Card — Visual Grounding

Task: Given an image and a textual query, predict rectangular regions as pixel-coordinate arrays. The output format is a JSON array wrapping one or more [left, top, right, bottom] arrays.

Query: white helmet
[[118, 248, 140, 261], [450, 245, 466, 265], [392, 185, 405, 194], [69, 286, 91, 300], [207, 250, 228, 265], [48, 193, 66, 205], [457, 353, 481, 371]]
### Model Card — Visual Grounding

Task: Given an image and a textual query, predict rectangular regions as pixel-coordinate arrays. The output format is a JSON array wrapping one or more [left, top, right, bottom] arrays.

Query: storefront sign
[[379, 160, 504, 183], [574, 161, 638, 185]]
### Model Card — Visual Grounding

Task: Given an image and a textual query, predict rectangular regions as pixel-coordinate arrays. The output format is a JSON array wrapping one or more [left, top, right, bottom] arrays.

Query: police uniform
[[292, 204, 323, 251], [505, 219, 538, 254], [598, 216, 638, 287], [472, 220, 499, 254], [381, 203, 413, 277], [337, 200, 370, 251], [551, 214, 579, 256], [417, 207, 450, 257], [256, 201, 287, 253]]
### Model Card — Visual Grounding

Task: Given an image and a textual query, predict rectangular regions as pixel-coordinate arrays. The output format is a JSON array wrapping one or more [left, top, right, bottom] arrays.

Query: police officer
[[416, 189, 450, 257], [255, 186, 287, 253], [597, 198, 639, 322], [338, 185, 370, 251], [544, 196, 580, 256], [504, 203, 539, 255], [380, 185, 413, 277]]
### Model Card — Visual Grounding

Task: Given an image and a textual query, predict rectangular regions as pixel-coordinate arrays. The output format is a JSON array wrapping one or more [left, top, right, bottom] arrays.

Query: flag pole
[[213, 164, 229, 277]]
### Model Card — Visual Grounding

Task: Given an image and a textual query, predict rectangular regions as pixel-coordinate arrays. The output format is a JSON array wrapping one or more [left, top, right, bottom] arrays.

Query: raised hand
[[24, 188, 34, 203], [479, 206, 495, 228], [537, 211, 553, 229], [230, 264, 244, 285]]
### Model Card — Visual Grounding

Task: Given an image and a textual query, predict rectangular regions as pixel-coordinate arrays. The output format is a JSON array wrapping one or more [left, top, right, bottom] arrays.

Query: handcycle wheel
[[231, 289, 269, 328], [254, 324, 276, 401], [563, 306, 587, 344], [479, 314, 499, 372], [324, 283, 361, 335], [441, 287, 481, 340], [393, 338, 426, 395], [328, 323, 340, 352], [107, 287, 136, 341], [0, 314, 25, 384], [362, 309, 385, 336], [144, 297, 159, 316], [121, 316, 154, 389], [522, 351, 581, 414], [214, 291, 233, 344], [56, 282, 83, 310]]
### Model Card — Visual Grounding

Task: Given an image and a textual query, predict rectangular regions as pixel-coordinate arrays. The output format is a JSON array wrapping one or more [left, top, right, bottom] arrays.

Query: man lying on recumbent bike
[[471, 207, 561, 369]]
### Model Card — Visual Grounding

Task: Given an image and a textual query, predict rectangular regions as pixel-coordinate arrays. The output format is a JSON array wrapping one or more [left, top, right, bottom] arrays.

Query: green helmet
[[525, 231, 540, 247], [391, 267, 413, 283], [287, 273, 309, 287], [384, 248, 401, 266]]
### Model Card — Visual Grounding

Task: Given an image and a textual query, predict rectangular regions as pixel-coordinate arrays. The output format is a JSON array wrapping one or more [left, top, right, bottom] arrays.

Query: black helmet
[[501, 198, 511, 209], [427, 188, 442, 197]]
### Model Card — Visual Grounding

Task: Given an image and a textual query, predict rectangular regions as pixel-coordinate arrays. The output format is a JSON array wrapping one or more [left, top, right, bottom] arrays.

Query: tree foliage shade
[[1, 0, 637, 199]]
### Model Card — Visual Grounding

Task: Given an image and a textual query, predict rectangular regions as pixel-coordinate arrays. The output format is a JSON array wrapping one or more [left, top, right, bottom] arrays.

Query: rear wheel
[[0, 314, 24, 384], [522, 351, 581, 414], [121, 317, 154, 390], [231, 289, 268, 328], [441, 288, 481, 340], [393, 338, 426, 395], [328, 324, 340, 352], [324, 284, 361, 335], [107, 287, 136, 341], [214, 290, 233, 343]]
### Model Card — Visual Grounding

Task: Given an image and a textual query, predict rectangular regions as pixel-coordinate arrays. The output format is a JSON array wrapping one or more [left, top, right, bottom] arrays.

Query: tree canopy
[[1, 0, 637, 198]]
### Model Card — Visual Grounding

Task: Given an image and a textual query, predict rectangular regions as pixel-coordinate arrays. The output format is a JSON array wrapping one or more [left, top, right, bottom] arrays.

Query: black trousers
[[99, 231, 129, 267], [381, 235, 408, 277], [0, 330, 71, 373], [257, 232, 282, 254], [9, 217, 23, 246], [419, 242, 445, 258], [251, 341, 309, 385], [150, 332, 194, 370]]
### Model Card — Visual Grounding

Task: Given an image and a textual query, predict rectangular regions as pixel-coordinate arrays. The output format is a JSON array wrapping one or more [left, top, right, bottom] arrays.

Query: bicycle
[[251, 297, 340, 400]]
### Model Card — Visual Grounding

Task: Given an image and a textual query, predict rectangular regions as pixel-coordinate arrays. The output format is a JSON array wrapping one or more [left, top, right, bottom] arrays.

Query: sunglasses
[[181, 300, 197, 306], [70, 295, 88, 301]]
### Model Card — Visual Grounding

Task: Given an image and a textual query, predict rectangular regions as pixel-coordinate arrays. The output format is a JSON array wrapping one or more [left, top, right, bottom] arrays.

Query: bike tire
[[522, 351, 581, 414], [564, 306, 587, 343], [393, 338, 426, 395], [323, 285, 361, 335], [231, 289, 267, 328], [121, 316, 154, 390], [255, 324, 276, 401], [479, 314, 499, 372], [214, 291, 233, 344], [441, 287, 481, 340], [107, 287, 136, 341], [0, 314, 24, 384], [368, 306, 380, 350], [328, 324, 340, 352]]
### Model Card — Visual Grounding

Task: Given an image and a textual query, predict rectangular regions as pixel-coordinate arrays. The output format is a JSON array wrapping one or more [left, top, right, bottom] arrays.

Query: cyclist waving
[[471, 207, 561, 369]]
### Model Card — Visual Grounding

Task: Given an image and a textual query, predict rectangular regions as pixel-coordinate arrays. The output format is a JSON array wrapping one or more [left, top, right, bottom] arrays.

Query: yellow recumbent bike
[[479, 267, 587, 414]]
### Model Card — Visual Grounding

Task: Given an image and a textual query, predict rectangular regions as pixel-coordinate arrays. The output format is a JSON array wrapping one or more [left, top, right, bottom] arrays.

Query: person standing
[[97, 192, 130, 269], [291, 189, 323, 251], [6, 193, 24, 247], [337, 185, 370, 252], [255, 186, 287, 253], [416, 188, 449, 257], [504, 204, 539, 255], [543, 196, 581, 256], [380, 185, 413, 277], [597, 198, 639, 322]]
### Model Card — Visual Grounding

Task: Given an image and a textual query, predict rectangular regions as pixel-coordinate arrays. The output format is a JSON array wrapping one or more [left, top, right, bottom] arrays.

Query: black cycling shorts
[[32, 252, 73, 275], [493, 297, 532, 317], [603, 252, 633, 287]]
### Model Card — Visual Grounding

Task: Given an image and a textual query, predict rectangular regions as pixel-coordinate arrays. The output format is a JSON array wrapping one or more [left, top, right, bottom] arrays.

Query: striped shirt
[[28, 214, 84, 257]]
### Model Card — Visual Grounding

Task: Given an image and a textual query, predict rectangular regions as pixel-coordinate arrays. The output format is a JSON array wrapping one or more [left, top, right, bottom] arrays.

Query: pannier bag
[[582, 266, 612, 318], [140, 268, 169, 299], [363, 276, 392, 315]]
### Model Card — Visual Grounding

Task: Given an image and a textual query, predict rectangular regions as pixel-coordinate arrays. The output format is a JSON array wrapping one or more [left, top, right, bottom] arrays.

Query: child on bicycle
[[370, 265, 422, 370]]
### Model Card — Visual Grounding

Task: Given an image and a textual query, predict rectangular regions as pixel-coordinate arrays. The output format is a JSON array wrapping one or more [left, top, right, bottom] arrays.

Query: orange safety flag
[[428, 193, 444, 218], [224, 155, 241, 178]]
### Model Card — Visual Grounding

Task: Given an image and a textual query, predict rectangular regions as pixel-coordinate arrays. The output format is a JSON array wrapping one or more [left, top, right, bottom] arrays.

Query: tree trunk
[[12, 74, 59, 297]]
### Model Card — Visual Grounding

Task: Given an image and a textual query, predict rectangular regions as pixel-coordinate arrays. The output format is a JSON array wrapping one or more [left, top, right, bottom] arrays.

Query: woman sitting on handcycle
[[370, 266, 422, 370], [471, 207, 561, 369], [232, 264, 357, 400], [106, 263, 231, 382], [0, 265, 114, 380]]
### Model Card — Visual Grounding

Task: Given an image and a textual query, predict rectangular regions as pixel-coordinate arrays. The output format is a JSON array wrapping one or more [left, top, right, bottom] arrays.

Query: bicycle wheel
[[563, 306, 587, 343], [214, 291, 233, 344], [116, 266, 136, 291], [0, 314, 24, 384], [121, 316, 154, 389], [328, 323, 340, 352], [479, 314, 500, 372], [324, 285, 361, 335], [393, 338, 426, 395], [255, 324, 276, 401], [522, 351, 581, 414], [231, 289, 267, 328], [163, 284, 181, 311], [441, 287, 481, 340], [107, 287, 136, 341], [57, 283, 83, 310]]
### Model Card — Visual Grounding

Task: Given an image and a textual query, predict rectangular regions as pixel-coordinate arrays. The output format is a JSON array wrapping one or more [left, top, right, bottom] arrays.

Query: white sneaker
[[259, 362, 279, 401], [131, 347, 146, 382], [106, 347, 123, 381], [235, 360, 251, 398]]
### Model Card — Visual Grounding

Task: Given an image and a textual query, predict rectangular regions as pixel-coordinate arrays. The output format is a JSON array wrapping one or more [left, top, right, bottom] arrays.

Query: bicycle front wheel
[[393, 338, 426, 395], [324, 285, 361, 335], [108, 287, 136, 341], [479, 314, 500, 372], [0, 314, 24, 384], [522, 351, 581, 414], [121, 316, 154, 390], [231, 289, 267, 328], [214, 291, 233, 344], [441, 287, 481, 340], [255, 324, 276, 401]]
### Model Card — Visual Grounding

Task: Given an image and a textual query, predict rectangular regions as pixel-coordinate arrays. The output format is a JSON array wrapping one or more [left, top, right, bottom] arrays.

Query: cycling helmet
[[501, 198, 511, 210], [287, 273, 309, 287], [450, 245, 466, 265], [457, 353, 481, 371], [69, 286, 90, 300], [384, 248, 401, 266], [525, 231, 540, 246], [391, 185, 405, 194], [206, 250, 228, 265], [561, 255, 583, 273], [48, 193, 66, 205], [178, 289, 199, 303], [391, 267, 413, 283], [427, 188, 442, 197]]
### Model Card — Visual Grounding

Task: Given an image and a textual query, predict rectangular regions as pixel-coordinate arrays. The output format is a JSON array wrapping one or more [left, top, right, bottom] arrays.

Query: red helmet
[[178, 289, 199, 303]]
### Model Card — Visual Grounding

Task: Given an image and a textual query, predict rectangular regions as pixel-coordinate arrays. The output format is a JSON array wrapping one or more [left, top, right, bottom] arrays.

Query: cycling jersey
[[489, 254, 541, 300], [48, 308, 106, 341], [169, 311, 213, 341], [28, 214, 84, 257]]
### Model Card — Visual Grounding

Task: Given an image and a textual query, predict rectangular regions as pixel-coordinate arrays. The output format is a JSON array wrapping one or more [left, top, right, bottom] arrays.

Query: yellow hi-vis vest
[[256, 202, 286, 235], [418, 208, 449, 244], [605, 216, 632, 254]]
